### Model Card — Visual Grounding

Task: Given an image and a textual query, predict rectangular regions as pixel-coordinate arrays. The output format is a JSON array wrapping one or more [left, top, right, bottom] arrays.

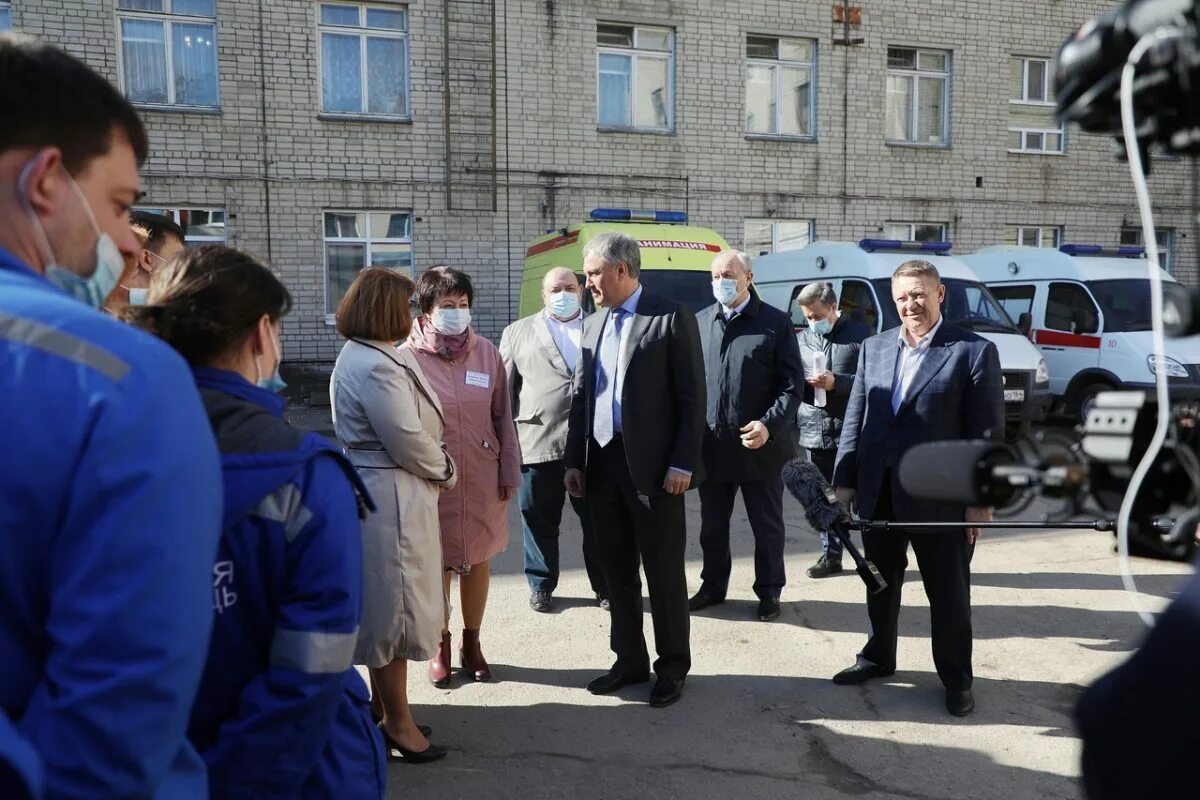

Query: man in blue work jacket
[[0, 36, 222, 800]]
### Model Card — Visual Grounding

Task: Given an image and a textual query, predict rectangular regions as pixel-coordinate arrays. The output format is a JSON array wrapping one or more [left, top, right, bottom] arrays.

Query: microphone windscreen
[[898, 440, 1015, 505], [781, 458, 846, 532]]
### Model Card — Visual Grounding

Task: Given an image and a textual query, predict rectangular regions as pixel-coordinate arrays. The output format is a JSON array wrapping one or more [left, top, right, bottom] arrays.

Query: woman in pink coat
[[404, 266, 521, 687]]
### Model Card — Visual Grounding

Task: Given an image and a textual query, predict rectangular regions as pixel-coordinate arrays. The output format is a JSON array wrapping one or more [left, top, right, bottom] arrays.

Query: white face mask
[[126, 287, 149, 306], [432, 307, 471, 335], [548, 290, 581, 319], [712, 277, 741, 307]]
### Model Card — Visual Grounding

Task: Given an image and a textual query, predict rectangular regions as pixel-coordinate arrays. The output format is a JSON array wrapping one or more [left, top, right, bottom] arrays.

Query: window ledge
[[885, 140, 951, 150], [318, 113, 413, 124], [597, 126, 676, 137], [1007, 149, 1067, 157], [1008, 99, 1057, 108], [744, 133, 817, 143], [133, 104, 222, 116]]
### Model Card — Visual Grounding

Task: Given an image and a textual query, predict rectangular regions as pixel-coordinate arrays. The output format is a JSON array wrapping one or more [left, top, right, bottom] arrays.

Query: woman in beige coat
[[331, 268, 456, 764]]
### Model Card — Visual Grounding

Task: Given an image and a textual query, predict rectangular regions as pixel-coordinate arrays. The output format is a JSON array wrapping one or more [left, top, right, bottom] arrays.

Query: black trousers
[[519, 460, 607, 597], [697, 476, 786, 600], [586, 436, 690, 680], [859, 473, 975, 691]]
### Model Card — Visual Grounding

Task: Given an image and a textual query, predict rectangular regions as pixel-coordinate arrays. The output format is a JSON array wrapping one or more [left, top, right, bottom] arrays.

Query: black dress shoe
[[378, 723, 446, 763], [688, 588, 726, 611], [757, 597, 781, 622], [807, 554, 844, 579], [946, 689, 975, 717], [649, 676, 685, 708], [832, 661, 896, 685], [596, 594, 611, 611], [586, 669, 650, 695], [529, 590, 553, 613]]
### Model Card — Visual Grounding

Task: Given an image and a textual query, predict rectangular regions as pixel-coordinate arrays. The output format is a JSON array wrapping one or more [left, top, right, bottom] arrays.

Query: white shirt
[[543, 308, 583, 372], [891, 315, 944, 414], [723, 292, 752, 321]]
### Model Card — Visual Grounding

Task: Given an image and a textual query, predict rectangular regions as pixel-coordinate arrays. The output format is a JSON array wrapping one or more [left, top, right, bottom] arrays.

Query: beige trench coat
[[331, 339, 456, 666]]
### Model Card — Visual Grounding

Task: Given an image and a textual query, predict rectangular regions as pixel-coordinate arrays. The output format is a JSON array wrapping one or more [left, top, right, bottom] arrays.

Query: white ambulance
[[754, 239, 1052, 437], [962, 244, 1200, 421]]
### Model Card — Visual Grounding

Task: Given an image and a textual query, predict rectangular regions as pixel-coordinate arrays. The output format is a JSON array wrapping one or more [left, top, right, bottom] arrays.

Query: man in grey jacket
[[500, 268, 607, 613], [794, 282, 874, 578]]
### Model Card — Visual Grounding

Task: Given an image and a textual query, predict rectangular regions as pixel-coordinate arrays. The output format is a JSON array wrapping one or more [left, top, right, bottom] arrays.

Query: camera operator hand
[[966, 507, 992, 544]]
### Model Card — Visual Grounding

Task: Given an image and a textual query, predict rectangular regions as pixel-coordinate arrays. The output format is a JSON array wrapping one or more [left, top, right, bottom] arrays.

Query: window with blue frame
[[319, 2, 410, 118], [117, 0, 219, 108], [596, 23, 674, 133], [0, 2, 12, 32]]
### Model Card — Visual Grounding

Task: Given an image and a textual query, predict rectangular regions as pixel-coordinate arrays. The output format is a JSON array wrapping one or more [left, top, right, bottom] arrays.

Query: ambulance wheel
[[1073, 381, 1112, 424]]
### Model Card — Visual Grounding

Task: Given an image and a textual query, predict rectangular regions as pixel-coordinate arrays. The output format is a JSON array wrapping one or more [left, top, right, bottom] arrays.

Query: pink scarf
[[409, 314, 473, 361]]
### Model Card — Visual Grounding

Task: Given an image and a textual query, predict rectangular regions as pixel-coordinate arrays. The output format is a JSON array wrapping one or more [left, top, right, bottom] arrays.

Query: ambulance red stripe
[[525, 232, 579, 257], [1034, 329, 1102, 349]]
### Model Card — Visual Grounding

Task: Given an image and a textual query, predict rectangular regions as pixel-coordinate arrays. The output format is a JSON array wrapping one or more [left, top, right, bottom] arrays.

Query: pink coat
[[403, 329, 521, 571]]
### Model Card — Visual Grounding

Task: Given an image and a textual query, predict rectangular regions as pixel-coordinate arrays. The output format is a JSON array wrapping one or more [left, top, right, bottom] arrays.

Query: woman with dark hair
[[405, 266, 521, 687], [331, 267, 456, 764], [125, 245, 385, 799]]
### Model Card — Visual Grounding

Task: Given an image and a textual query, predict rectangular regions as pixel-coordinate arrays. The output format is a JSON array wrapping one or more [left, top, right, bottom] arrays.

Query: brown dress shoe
[[460, 628, 492, 682], [427, 631, 451, 688]]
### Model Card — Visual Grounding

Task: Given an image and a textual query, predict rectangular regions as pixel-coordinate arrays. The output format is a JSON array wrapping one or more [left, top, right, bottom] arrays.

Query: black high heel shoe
[[377, 722, 447, 764], [371, 710, 431, 738]]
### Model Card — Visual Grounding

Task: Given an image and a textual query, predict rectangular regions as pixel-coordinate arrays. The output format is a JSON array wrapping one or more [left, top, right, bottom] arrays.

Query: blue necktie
[[593, 307, 626, 447]]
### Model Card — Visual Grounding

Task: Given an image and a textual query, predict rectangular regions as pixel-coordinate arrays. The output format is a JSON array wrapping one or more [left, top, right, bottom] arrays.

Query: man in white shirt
[[500, 267, 607, 613]]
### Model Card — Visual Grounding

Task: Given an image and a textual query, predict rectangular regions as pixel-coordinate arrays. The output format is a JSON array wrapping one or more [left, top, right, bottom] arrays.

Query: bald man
[[500, 268, 608, 613]]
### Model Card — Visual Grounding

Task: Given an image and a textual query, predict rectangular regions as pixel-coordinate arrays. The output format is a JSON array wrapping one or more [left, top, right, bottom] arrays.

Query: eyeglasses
[[140, 249, 170, 275]]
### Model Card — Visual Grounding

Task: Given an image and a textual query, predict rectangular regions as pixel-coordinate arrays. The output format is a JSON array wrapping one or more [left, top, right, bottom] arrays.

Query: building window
[[117, 0, 218, 108], [883, 221, 947, 243], [1008, 56, 1065, 154], [885, 47, 950, 145], [1046, 282, 1099, 334], [319, 3, 410, 118], [744, 219, 814, 255], [1121, 226, 1175, 272], [1008, 225, 1062, 248], [135, 207, 226, 243], [596, 23, 674, 133], [990, 285, 1037, 321], [324, 211, 413, 318], [0, 2, 12, 32], [745, 35, 816, 139]]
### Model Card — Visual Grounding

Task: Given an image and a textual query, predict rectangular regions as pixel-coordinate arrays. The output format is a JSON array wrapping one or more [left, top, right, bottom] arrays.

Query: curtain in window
[[745, 64, 774, 133], [366, 36, 406, 115], [781, 66, 810, 136], [916, 76, 945, 143], [173, 23, 217, 105], [598, 53, 631, 126], [322, 33, 362, 113], [122, 19, 169, 104], [885, 75, 912, 141], [636, 56, 668, 129]]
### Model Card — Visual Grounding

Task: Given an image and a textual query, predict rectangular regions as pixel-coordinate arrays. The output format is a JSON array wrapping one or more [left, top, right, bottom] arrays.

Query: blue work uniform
[[0, 247, 223, 799], [186, 367, 385, 799]]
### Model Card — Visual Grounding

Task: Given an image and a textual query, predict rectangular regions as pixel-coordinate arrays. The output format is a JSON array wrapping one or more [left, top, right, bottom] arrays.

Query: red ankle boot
[[460, 628, 491, 682], [428, 631, 451, 688]]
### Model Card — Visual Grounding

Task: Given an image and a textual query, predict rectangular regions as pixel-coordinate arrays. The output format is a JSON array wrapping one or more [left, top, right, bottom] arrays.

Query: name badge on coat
[[465, 371, 491, 389]]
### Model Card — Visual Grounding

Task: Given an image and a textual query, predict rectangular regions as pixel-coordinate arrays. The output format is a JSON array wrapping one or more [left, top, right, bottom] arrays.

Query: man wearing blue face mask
[[691, 251, 804, 622], [500, 267, 609, 613], [0, 36, 222, 800], [794, 281, 874, 578]]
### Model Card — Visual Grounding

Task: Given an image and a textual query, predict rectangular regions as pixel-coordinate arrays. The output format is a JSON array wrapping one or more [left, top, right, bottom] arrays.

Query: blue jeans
[[807, 447, 844, 559], [519, 460, 607, 597]]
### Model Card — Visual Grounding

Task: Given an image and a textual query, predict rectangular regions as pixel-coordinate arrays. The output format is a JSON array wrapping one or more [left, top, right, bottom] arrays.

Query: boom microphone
[[781, 459, 888, 595], [897, 440, 1024, 509]]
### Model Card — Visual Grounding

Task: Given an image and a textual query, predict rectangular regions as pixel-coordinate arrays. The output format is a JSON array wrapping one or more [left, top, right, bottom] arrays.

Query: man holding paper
[[689, 251, 804, 622], [794, 282, 873, 578]]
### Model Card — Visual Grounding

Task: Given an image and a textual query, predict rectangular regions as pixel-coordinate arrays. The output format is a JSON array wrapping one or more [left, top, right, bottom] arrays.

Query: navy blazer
[[832, 322, 1004, 523]]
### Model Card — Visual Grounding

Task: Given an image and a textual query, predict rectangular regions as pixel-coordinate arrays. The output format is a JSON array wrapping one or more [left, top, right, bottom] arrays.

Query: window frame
[[743, 218, 815, 255], [317, 2, 412, 120], [116, 0, 221, 110], [595, 22, 676, 134], [0, 1, 12, 32], [885, 45, 952, 147], [989, 284, 1037, 322], [882, 221, 948, 243], [322, 209, 415, 322], [744, 34, 818, 141], [1013, 225, 1063, 248], [1120, 226, 1175, 273], [1012, 56, 1053, 106], [133, 205, 227, 243], [1045, 281, 1101, 334], [1007, 56, 1066, 155]]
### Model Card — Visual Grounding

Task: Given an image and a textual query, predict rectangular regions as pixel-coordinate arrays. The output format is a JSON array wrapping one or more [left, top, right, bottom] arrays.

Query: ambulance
[[753, 239, 1053, 437], [962, 244, 1200, 421], [519, 209, 731, 317]]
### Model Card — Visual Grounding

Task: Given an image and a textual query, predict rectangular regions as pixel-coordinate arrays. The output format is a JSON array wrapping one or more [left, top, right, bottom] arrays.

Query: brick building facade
[[5, 0, 1192, 363]]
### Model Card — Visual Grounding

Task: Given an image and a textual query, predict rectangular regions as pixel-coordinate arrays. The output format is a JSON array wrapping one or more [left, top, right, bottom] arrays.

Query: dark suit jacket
[[695, 294, 804, 483], [832, 322, 1003, 522], [563, 288, 706, 496]]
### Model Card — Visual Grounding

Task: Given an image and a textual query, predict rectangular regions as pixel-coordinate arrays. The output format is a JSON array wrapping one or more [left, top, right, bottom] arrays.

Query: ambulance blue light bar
[[589, 208, 688, 223], [858, 239, 952, 254], [1059, 243, 1145, 258]]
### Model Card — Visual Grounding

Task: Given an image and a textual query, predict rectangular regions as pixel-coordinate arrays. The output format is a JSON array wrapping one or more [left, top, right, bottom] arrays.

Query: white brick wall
[[12, 0, 1193, 362]]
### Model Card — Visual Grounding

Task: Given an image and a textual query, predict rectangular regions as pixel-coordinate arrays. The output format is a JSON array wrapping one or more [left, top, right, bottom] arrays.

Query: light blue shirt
[[891, 315, 944, 413], [595, 284, 643, 435]]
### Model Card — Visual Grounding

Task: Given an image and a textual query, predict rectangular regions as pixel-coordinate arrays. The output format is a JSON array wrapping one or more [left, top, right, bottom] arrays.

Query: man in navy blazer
[[831, 259, 1003, 717]]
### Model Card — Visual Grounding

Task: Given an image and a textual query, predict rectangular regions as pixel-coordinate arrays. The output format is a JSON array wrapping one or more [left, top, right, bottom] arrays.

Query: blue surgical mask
[[548, 290, 580, 320], [811, 317, 834, 337], [712, 277, 740, 306], [432, 308, 471, 335], [256, 330, 287, 393]]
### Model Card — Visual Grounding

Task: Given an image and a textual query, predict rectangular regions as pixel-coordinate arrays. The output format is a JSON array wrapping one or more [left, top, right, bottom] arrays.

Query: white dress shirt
[[722, 292, 752, 321], [891, 315, 944, 414], [543, 308, 583, 372]]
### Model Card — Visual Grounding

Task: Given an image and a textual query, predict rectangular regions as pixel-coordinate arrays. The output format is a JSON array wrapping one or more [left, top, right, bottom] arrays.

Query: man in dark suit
[[832, 260, 1003, 717], [689, 250, 804, 622], [564, 232, 706, 709]]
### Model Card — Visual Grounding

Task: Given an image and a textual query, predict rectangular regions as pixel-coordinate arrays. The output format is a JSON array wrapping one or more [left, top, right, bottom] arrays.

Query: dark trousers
[[587, 436, 690, 680], [519, 459, 607, 597], [859, 473, 975, 691], [806, 448, 847, 558], [697, 476, 786, 600]]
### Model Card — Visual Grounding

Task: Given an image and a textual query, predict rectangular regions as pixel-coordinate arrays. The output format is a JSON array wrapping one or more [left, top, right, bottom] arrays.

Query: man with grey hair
[[563, 231, 705, 708], [689, 250, 803, 621], [793, 281, 873, 579], [831, 259, 1003, 717]]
